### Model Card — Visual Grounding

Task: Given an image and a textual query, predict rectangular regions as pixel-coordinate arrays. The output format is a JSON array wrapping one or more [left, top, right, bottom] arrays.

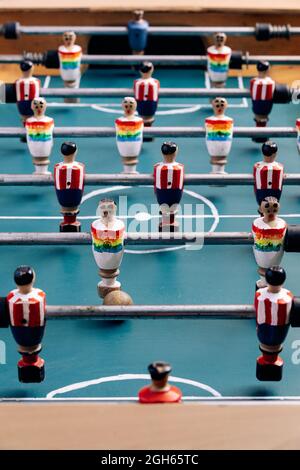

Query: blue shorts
[[10, 325, 45, 347], [137, 100, 158, 117], [155, 188, 183, 206], [257, 323, 290, 346], [17, 100, 34, 117], [56, 189, 83, 208], [252, 100, 273, 116], [255, 189, 282, 205]]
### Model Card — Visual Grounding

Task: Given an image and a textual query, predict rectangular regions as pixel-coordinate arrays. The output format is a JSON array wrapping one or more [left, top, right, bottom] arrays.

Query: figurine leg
[[63, 79, 80, 104], [32, 156, 51, 175], [252, 115, 269, 143], [122, 156, 138, 174], [256, 348, 283, 381], [256, 267, 267, 289], [256, 323, 289, 381], [210, 155, 227, 175], [11, 326, 46, 383], [97, 267, 121, 298], [142, 116, 155, 142], [60, 208, 81, 232]]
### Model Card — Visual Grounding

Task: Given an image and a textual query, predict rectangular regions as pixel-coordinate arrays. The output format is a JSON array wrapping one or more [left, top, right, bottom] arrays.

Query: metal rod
[[0, 232, 253, 245], [2, 54, 300, 66], [0, 173, 300, 186], [40, 87, 251, 98], [45, 304, 255, 319], [2, 24, 300, 37], [0, 127, 297, 138]]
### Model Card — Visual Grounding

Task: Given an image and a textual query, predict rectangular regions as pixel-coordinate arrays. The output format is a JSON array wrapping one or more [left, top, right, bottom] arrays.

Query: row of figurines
[[15, 93, 300, 177], [39, 137, 287, 236]]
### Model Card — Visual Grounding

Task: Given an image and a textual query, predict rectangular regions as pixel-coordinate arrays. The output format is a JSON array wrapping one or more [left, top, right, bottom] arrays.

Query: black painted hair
[[262, 141, 278, 157], [161, 141, 178, 155], [140, 62, 153, 74], [20, 60, 33, 72], [256, 60, 270, 72], [61, 142, 77, 156], [148, 362, 172, 380], [265, 266, 286, 286], [14, 266, 34, 286]]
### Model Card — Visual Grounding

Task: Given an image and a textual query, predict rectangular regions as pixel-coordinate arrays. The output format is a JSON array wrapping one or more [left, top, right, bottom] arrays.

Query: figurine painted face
[[212, 97, 227, 116], [63, 31, 76, 48], [31, 98, 46, 117], [98, 199, 117, 221], [260, 197, 280, 220], [214, 32, 226, 48], [122, 97, 137, 116]]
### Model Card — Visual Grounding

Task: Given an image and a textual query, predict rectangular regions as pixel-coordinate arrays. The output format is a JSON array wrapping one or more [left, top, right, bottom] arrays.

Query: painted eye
[[273, 203, 278, 208], [265, 203, 270, 208]]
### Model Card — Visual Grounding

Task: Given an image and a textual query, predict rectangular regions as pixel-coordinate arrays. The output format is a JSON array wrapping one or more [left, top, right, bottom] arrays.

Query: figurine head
[[214, 32, 227, 48], [161, 141, 178, 163], [266, 266, 286, 288], [122, 96, 137, 117], [212, 97, 228, 116], [31, 97, 46, 117], [148, 361, 172, 389], [262, 141, 278, 163], [61, 141, 77, 162], [256, 60, 270, 76], [20, 60, 33, 77], [14, 265, 35, 290], [134, 10, 144, 21], [98, 198, 117, 222], [260, 196, 280, 221], [62, 31, 76, 48], [140, 61, 154, 79]]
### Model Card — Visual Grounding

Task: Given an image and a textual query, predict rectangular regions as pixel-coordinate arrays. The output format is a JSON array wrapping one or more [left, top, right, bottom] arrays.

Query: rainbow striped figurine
[[252, 197, 287, 288], [296, 118, 300, 154], [205, 97, 233, 174], [91, 199, 125, 299], [58, 31, 82, 103], [25, 98, 54, 174], [115, 97, 144, 173], [207, 33, 232, 87]]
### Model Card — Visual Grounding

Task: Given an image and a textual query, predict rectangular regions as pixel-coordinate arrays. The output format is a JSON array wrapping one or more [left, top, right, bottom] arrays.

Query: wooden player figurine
[[296, 118, 300, 154], [207, 33, 232, 88], [91, 199, 125, 299], [252, 197, 287, 288], [127, 10, 149, 56], [253, 141, 284, 209], [115, 97, 144, 173], [54, 142, 85, 232], [58, 31, 82, 103], [25, 97, 54, 174], [255, 266, 293, 381], [250, 61, 275, 142], [154, 142, 184, 232], [205, 97, 233, 174], [6, 266, 46, 383], [15, 60, 40, 142], [134, 62, 160, 141], [138, 362, 182, 404]]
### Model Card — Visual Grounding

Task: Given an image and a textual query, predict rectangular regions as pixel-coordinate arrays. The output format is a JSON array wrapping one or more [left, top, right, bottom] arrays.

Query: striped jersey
[[253, 161, 284, 191], [255, 287, 293, 326], [250, 77, 275, 101], [7, 288, 46, 327], [54, 162, 85, 190], [15, 77, 40, 102], [154, 162, 184, 190], [134, 78, 160, 101]]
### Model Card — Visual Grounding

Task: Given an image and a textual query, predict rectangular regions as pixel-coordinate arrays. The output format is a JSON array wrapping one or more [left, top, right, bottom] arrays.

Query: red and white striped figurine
[[154, 141, 184, 232], [250, 61, 275, 142], [25, 97, 54, 174], [134, 62, 160, 141], [15, 60, 40, 141], [54, 142, 85, 232], [253, 141, 284, 209], [255, 266, 293, 381], [6, 266, 46, 383]]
